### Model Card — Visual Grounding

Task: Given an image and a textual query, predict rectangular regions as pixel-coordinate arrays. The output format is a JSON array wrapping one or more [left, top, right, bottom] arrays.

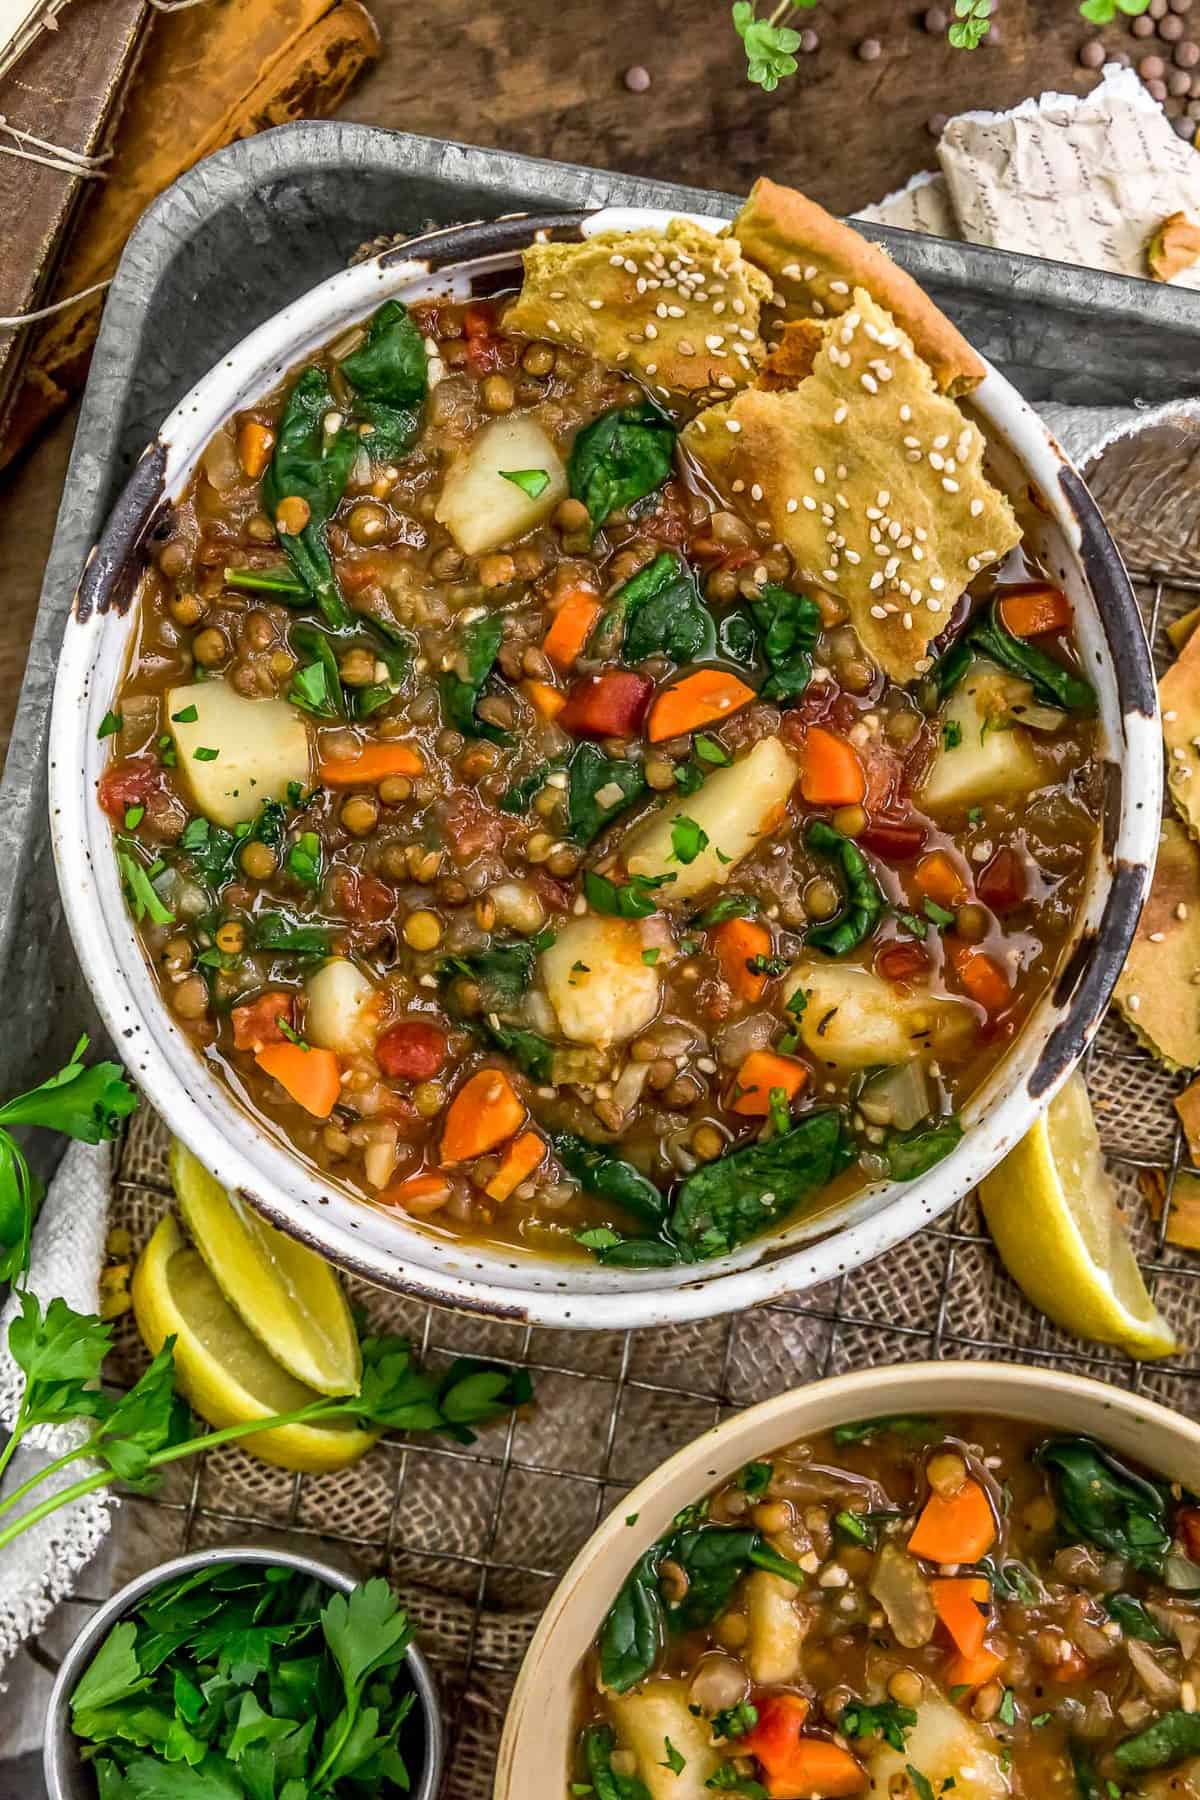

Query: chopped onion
[[1126, 1637, 1180, 1705], [200, 426, 241, 495], [859, 1062, 931, 1132], [612, 1059, 653, 1118], [869, 1543, 936, 1649], [1164, 1551, 1200, 1593], [1013, 702, 1068, 733]]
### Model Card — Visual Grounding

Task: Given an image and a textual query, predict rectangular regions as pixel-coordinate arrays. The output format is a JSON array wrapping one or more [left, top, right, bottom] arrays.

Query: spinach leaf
[[748, 584, 820, 700], [805, 819, 884, 957], [222, 564, 308, 601], [569, 400, 676, 531], [251, 915, 333, 958], [925, 635, 973, 704], [831, 1415, 936, 1448], [288, 624, 346, 719], [262, 366, 359, 629], [340, 300, 427, 460], [583, 870, 676, 919], [666, 1527, 804, 1634], [500, 758, 568, 814], [706, 1771, 768, 1798], [477, 1020, 555, 1084], [601, 552, 717, 666], [553, 1132, 669, 1233], [968, 601, 1097, 715], [1103, 1593, 1165, 1641], [582, 1723, 654, 1800], [566, 745, 647, 845], [1035, 1436, 1170, 1575], [884, 1118, 963, 1181], [670, 1108, 852, 1261], [717, 608, 758, 668], [1070, 1744, 1106, 1800], [597, 1553, 664, 1695], [441, 616, 510, 744], [438, 936, 546, 1013], [1114, 1709, 1200, 1773], [692, 893, 761, 928]]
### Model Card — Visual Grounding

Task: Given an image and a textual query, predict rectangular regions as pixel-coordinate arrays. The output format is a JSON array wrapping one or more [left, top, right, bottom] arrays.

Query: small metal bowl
[[43, 1545, 444, 1800]]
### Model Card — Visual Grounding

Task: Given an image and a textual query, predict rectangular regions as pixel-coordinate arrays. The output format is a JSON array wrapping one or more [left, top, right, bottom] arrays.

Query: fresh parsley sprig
[[732, 0, 817, 90]]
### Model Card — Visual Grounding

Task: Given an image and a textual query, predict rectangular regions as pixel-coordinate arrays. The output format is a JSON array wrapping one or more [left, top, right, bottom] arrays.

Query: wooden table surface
[[0, 0, 1113, 766]]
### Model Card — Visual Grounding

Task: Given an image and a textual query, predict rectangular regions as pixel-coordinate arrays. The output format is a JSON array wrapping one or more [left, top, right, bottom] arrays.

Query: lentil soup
[[98, 181, 1102, 1269], [574, 1414, 1200, 1800]]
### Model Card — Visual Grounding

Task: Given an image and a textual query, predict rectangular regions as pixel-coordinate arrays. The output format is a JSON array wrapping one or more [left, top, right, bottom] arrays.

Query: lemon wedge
[[131, 1214, 380, 1473], [169, 1139, 360, 1398], [979, 1071, 1177, 1361]]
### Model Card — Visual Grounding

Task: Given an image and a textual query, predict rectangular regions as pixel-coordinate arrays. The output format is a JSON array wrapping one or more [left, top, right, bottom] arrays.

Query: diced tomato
[[977, 846, 1027, 914], [462, 301, 497, 338], [441, 792, 507, 863], [1179, 1506, 1200, 1561], [335, 871, 395, 922], [861, 739, 903, 816], [97, 758, 166, 821], [559, 671, 652, 739], [232, 991, 295, 1053], [859, 815, 928, 860], [638, 479, 691, 547], [375, 1020, 449, 1081], [461, 303, 517, 374], [876, 940, 931, 984]]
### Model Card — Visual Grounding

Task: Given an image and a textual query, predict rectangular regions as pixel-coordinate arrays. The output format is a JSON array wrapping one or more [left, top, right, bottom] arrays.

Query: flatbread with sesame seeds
[[678, 285, 1020, 685], [1114, 818, 1200, 1071], [732, 176, 986, 398], [1175, 1073, 1200, 1164], [501, 218, 772, 398], [1159, 626, 1200, 840]]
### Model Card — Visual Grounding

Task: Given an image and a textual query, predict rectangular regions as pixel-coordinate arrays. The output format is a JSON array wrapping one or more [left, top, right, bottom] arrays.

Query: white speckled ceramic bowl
[[50, 206, 1160, 1329], [495, 1360, 1200, 1798]]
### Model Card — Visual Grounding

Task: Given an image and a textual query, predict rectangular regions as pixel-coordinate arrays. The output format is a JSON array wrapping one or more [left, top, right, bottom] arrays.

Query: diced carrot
[[799, 726, 866, 807], [542, 589, 601, 671], [909, 1478, 996, 1564], [945, 1645, 1004, 1695], [237, 419, 275, 479], [915, 850, 969, 909], [932, 1576, 991, 1659], [1180, 1505, 1200, 1561], [380, 1172, 453, 1215], [440, 1068, 525, 1164], [521, 678, 566, 721], [485, 1130, 546, 1202], [232, 991, 294, 1053], [1052, 1645, 1089, 1684], [998, 581, 1072, 638], [741, 1699, 865, 1800], [254, 1043, 341, 1119], [730, 1050, 809, 1117], [318, 741, 425, 787], [712, 916, 773, 1003], [646, 669, 756, 743], [950, 943, 1011, 1016]]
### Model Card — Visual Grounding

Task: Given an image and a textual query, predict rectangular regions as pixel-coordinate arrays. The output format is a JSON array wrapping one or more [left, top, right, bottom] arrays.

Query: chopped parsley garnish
[[922, 898, 956, 929], [660, 1737, 686, 1776], [285, 831, 322, 888], [671, 816, 709, 865], [738, 1461, 772, 1497], [97, 710, 122, 739], [694, 734, 732, 766], [192, 746, 219, 762], [122, 805, 144, 831], [170, 704, 198, 724], [711, 1700, 758, 1741], [943, 718, 963, 750], [642, 948, 661, 965], [576, 1226, 623, 1251], [499, 467, 551, 498]]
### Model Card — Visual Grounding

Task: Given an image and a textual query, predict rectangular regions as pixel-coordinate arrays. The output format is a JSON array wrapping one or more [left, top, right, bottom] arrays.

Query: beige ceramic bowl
[[494, 1360, 1200, 1798]]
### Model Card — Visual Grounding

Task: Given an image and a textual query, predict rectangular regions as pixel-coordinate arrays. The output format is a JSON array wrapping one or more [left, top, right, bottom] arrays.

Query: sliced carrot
[[485, 1130, 546, 1202], [739, 1693, 867, 1800], [950, 943, 1011, 1016], [520, 678, 566, 721], [440, 1068, 525, 1164], [730, 1049, 809, 1117], [318, 741, 425, 787], [932, 1576, 991, 1659], [380, 1172, 453, 1215], [799, 725, 866, 807], [542, 588, 601, 670], [945, 1644, 1004, 1695], [908, 1478, 996, 1565], [998, 582, 1072, 638], [254, 1043, 341, 1119], [712, 916, 773, 1003], [237, 419, 275, 479], [915, 850, 968, 909], [646, 669, 756, 743]]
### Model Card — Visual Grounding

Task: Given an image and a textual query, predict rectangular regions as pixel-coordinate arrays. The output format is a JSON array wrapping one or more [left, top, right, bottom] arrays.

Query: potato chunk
[[304, 959, 379, 1055], [744, 1570, 805, 1685], [783, 961, 975, 1071], [866, 1693, 1008, 1799], [919, 661, 1045, 816], [434, 414, 567, 555], [540, 915, 661, 1046], [166, 680, 311, 829], [624, 735, 800, 902], [606, 1679, 722, 1800]]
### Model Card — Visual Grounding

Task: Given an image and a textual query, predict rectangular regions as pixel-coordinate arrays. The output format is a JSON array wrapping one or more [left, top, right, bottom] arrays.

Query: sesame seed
[[547, 318, 560, 333], [724, 418, 741, 433], [732, 297, 746, 315], [823, 568, 838, 582], [970, 498, 984, 517], [751, 482, 764, 501], [655, 301, 668, 318], [678, 339, 695, 356], [644, 322, 658, 339], [712, 300, 726, 315], [645, 363, 657, 375], [609, 253, 625, 267], [943, 477, 960, 493], [869, 573, 885, 592], [814, 466, 826, 484], [1150, 931, 1165, 943], [667, 304, 685, 318], [929, 452, 945, 471], [903, 436, 920, 448], [786, 497, 799, 513], [1128, 994, 1142, 1012], [870, 602, 888, 617], [803, 264, 817, 280], [906, 450, 922, 462], [717, 374, 736, 389], [732, 479, 745, 493], [911, 545, 924, 561], [802, 496, 817, 511], [705, 333, 724, 350], [845, 549, 861, 564], [1165, 709, 1179, 722], [902, 613, 913, 630], [781, 261, 802, 278], [899, 404, 912, 422], [1179, 903, 1190, 921], [829, 278, 850, 294], [933, 433, 949, 449], [833, 403, 848, 424], [837, 465, 847, 479], [930, 576, 945, 591]]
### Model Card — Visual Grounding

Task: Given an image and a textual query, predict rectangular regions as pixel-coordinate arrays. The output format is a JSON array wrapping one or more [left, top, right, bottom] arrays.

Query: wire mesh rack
[[61, 553, 1198, 1800]]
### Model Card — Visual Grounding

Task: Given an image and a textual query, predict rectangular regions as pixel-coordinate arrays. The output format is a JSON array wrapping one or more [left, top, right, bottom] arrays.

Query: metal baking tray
[[5, 120, 1200, 1118]]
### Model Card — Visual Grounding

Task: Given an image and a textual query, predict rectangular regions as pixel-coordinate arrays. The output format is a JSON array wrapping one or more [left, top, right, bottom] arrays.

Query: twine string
[[0, 117, 110, 180], [0, 277, 112, 332]]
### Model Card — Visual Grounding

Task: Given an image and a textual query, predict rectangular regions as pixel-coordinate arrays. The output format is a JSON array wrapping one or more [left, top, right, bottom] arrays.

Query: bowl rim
[[494, 1358, 1200, 1799], [42, 1543, 444, 1800], [48, 204, 1161, 1329]]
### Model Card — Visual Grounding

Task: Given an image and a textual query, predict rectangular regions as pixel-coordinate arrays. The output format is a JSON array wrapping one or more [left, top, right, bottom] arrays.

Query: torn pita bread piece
[[679, 286, 1020, 685], [1114, 819, 1200, 1071], [1141, 1165, 1200, 1251], [732, 176, 986, 397], [1175, 1073, 1200, 1165], [1161, 627, 1200, 839], [502, 218, 773, 398]]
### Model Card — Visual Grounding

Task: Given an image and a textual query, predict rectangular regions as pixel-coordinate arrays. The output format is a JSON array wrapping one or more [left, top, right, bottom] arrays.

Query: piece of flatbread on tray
[[1114, 818, 1200, 1071], [503, 218, 773, 399], [1160, 626, 1200, 841], [679, 286, 1020, 684], [732, 176, 986, 397]]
